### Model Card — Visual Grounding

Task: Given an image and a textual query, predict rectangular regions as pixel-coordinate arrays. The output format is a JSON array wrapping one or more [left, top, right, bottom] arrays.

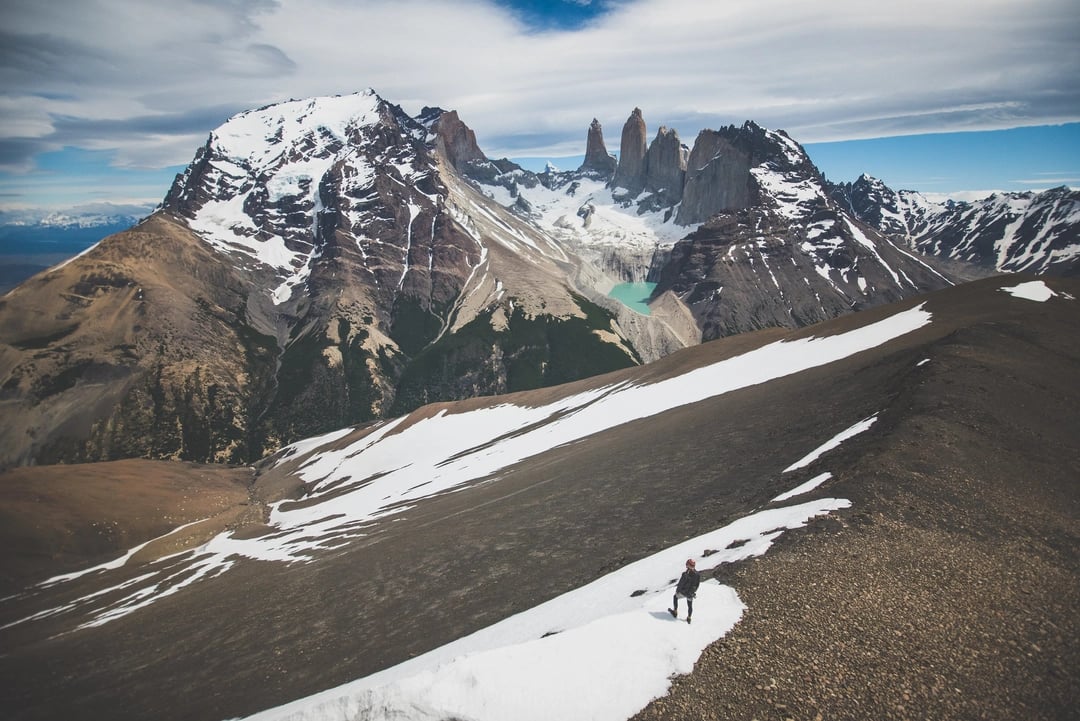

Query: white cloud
[[0, 0, 1077, 169]]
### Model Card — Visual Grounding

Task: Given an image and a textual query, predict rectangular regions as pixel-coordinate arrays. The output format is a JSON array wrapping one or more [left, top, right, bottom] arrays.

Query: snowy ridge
[[751, 129, 830, 221], [167, 90, 452, 304], [5, 303, 932, 635], [830, 176, 1080, 274]]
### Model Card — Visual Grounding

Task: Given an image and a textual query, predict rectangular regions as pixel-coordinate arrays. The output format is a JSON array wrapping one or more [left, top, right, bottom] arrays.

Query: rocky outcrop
[[612, 108, 648, 195], [676, 130, 754, 226], [644, 127, 687, 206], [579, 118, 617, 176], [432, 109, 487, 171]]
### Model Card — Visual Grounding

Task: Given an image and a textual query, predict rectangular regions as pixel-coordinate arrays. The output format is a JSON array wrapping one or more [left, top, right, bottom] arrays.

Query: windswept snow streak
[[783, 413, 879, 472], [10, 305, 931, 631], [772, 472, 833, 502]]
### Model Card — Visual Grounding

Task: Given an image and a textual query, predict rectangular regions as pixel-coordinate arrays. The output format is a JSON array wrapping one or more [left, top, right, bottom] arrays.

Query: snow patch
[[1001, 280, 1060, 302], [772, 472, 833, 502], [783, 413, 879, 473]]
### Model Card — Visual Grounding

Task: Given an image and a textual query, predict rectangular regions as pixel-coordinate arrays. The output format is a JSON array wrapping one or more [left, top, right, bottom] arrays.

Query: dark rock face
[[612, 108, 648, 195], [432, 109, 487, 171], [579, 118, 617, 176], [676, 130, 754, 226], [644, 127, 687, 205]]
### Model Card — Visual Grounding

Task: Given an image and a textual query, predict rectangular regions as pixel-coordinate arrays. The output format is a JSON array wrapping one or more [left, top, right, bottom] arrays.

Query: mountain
[[2, 275, 1077, 721], [463, 112, 956, 342], [0, 91, 644, 468], [829, 174, 1080, 276], [5, 91, 1052, 470]]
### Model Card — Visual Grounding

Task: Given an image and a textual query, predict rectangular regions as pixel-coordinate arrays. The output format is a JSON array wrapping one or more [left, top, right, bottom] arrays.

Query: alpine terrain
[[829, 174, 1080, 276], [1, 88, 1078, 721], [1, 275, 1077, 721], [0, 92, 973, 469]]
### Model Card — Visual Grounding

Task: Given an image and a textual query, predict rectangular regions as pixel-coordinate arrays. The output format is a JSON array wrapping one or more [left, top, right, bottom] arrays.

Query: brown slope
[[0, 460, 253, 593], [634, 275, 1080, 720], [0, 275, 1076, 721], [0, 213, 280, 468]]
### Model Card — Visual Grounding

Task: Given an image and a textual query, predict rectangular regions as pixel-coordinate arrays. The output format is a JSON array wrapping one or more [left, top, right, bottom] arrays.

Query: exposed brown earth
[[0, 459, 254, 593], [0, 275, 1076, 721]]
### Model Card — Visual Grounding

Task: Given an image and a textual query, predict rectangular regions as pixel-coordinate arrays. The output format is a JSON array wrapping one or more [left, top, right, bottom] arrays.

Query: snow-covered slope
[[830, 176, 1080, 275]]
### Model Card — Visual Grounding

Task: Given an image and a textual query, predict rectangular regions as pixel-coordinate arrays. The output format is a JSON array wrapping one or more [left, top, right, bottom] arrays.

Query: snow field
[[238, 498, 850, 721]]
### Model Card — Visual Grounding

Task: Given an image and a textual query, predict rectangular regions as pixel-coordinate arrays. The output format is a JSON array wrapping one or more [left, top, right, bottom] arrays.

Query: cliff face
[[676, 130, 754, 226], [643, 126, 688, 207], [611, 108, 648, 195], [431, 109, 488, 171]]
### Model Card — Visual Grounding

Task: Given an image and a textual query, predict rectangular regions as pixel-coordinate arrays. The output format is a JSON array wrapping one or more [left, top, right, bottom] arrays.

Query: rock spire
[[579, 118, 617, 176], [611, 108, 648, 194], [644, 126, 687, 205]]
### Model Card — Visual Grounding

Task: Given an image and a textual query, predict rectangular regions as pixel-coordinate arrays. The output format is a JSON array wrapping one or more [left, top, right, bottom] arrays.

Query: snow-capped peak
[[210, 90, 382, 168], [163, 89, 436, 305]]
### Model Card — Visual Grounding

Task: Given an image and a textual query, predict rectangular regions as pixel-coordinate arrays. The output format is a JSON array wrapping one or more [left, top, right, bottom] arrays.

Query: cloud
[[0, 0, 1077, 175]]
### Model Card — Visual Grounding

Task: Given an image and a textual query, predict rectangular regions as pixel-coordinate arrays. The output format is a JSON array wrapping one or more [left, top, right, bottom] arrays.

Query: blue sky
[[1, 0, 1077, 211]]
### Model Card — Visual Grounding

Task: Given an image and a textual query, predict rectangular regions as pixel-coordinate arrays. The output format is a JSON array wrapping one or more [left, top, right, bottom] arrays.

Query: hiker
[[670, 558, 701, 624]]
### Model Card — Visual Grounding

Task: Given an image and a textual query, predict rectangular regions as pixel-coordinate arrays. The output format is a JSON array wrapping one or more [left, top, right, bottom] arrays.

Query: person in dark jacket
[[669, 558, 701, 624]]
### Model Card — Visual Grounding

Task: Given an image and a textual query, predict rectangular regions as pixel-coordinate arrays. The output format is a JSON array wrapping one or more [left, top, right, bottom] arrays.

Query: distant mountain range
[[0, 203, 154, 294], [0, 203, 153, 229], [827, 175, 1079, 276], [0, 90, 1077, 469]]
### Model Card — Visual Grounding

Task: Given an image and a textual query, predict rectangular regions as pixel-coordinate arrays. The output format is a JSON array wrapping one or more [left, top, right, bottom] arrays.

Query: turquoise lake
[[608, 282, 657, 315]]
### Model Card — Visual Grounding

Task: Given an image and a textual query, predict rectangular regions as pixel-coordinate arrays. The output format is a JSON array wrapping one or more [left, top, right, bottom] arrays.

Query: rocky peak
[[578, 118, 617, 176], [162, 90, 433, 305], [611, 108, 648, 195], [431, 109, 487, 171], [827, 173, 902, 232], [644, 126, 687, 205], [675, 128, 754, 226]]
